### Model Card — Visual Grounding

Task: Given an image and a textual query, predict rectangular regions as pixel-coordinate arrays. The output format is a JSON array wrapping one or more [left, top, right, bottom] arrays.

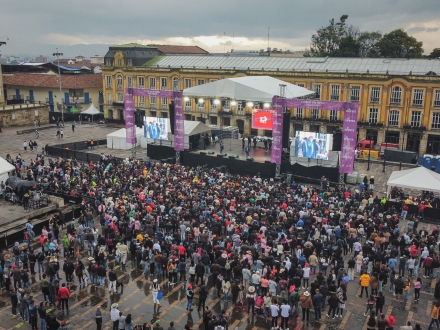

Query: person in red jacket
[[424, 255, 434, 278], [386, 314, 395, 330], [58, 283, 71, 312]]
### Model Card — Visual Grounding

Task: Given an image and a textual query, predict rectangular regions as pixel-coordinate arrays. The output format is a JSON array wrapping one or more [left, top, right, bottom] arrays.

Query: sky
[[0, 0, 439, 59]]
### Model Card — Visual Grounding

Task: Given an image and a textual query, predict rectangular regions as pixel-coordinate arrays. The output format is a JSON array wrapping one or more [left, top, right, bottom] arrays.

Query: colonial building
[[102, 52, 440, 154]]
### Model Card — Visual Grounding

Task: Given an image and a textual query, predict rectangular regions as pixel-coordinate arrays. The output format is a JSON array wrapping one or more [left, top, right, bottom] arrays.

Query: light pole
[[400, 129, 405, 170], [53, 48, 64, 122], [367, 132, 372, 171]]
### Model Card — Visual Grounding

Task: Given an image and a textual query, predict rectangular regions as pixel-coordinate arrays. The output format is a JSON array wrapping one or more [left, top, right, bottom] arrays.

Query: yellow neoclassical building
[[102, 48, 440, 155]]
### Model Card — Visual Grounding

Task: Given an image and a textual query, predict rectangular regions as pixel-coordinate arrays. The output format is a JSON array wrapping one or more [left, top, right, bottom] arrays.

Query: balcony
[[6, 95, 24, 105], [98, 97, 104, 103], [403, 125, 426, 131], [112, 102, 124, 107], [46, 98, 54, 104], [390, 98, 401, 105], [218, 110, 232, 116], [62, 97, 92, 105]]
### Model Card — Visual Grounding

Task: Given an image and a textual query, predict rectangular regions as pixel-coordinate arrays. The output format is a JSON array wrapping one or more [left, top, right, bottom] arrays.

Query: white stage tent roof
[[182, 75, 314, 102], [0, 157, 16, 183], [81, 103, 101, 115], [386, 166, 440, 194]]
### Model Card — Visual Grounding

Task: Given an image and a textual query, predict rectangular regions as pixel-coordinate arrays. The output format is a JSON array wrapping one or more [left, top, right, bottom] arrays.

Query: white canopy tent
[[183, 75, 314, 102], [0, 157, 16, 183], [386, 166, 440, 196], [81, 103, 102, 122], [107, 127, 144, 149]]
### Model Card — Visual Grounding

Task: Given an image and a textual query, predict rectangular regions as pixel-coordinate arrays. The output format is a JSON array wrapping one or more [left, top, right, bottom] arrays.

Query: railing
[[46, 98, 54, 104], [62, 97, 92, 104]]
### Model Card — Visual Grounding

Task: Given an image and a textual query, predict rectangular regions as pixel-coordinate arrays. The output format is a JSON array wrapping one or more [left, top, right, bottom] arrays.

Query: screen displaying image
[[144, 117, 169, 140], [252, 109, 275, 130], [293, 131, 333, 160]]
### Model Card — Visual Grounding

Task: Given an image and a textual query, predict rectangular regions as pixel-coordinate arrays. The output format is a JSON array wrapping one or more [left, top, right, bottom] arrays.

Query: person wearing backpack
[[186, 284, 194, 312]]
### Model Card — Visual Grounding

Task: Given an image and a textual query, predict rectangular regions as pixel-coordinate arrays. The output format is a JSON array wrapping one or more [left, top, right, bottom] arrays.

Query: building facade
[[102, 54, 440, 155]]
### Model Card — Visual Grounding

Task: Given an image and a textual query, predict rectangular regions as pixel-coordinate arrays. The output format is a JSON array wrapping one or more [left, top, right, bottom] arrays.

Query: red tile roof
[[3, 73, 102, 89], [149, 45, 208, 54]]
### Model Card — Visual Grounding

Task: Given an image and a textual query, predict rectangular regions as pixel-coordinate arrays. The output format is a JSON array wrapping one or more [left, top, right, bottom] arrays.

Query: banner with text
[[273, 98, 359, 173], [124, 88, 136, 144], [270, 97, 284, 165], [173, 91, 185, 151]]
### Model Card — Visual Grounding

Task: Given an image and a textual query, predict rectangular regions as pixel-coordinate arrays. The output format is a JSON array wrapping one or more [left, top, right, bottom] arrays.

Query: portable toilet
[[418, 155, 424, 166], [436, 156, 440, 173], [423, 154, 433, 169]]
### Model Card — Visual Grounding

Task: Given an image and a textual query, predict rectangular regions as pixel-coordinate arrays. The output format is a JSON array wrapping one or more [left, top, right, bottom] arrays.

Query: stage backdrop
[[272, 98, 359, 174], [124, 88, 184, 151]]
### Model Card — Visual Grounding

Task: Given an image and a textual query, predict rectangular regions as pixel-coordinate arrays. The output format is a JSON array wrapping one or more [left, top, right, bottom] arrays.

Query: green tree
[[358, 31, 382, 57], [428, 48, 440, 58], [333, 35, 361, 57], [376, 29, 423, 58]]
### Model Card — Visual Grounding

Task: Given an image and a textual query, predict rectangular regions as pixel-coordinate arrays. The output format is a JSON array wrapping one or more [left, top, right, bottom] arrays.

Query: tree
[[428, 48, 440, 58], [333, 36, 361, 57], [358, 31, 382, 57], [376, 29, 423, 58], [307, 15, 350, 57]]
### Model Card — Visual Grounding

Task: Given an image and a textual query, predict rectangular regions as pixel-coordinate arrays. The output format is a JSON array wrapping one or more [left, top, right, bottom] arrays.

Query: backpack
[[99, 252, 105, 260], [225, 261, 231, 270]]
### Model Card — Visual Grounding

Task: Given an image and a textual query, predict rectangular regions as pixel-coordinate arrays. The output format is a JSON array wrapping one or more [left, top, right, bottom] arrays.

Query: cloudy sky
[[1, 0, 439, 59]]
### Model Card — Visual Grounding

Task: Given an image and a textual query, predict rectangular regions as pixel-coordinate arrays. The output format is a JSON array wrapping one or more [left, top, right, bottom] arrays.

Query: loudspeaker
[[169, 101, 175, 134], [332, 132, 342, 151], [282, 112, 291, 148], [265, 160, 272, 164], [200, 151, 207, 155], [207, 151, 215, 155], [217, 154, 225, 158], [246, 157, 254, 162], [229, 155, 239, 159]]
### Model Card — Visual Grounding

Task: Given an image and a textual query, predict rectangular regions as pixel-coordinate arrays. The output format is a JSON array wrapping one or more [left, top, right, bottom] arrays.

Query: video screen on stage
[[252, 109, 275, 130], [293, 131, 333, 160], [144, 117, 169, 140]]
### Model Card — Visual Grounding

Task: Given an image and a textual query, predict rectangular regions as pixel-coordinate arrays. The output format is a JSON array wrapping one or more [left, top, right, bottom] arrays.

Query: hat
[[303, 291, 310, 296], [88, 257, 95, 261], [200, 224, 205, 228], [144, 234, 149, 238], [111, 303, 119, 310], [221, 253, 227, 259], [188, 284, 192, 289], [153, 279, 158, 283], [92, 260, 96, 263], [305, 263, 309, 267], [186, 227, 191, 232], [256, 271, 260, 274], [248, 286, 255, 293], [12, 264, 17, 269]]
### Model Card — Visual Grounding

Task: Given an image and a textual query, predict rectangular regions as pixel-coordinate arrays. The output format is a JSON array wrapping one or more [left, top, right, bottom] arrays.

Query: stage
[[147, 137, 340, 182]]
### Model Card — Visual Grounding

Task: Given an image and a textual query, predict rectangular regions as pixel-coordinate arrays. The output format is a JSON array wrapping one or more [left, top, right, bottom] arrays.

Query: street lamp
[[400, 129, 406, 170], [53, 48, 64, 122], [367, 132, 373, 171]]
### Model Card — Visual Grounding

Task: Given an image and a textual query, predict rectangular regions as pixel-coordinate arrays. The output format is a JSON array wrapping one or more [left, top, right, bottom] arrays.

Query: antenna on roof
[[224, 32, 226, 53], [268, 27, 270, 48], [232, 34, 234, 53]]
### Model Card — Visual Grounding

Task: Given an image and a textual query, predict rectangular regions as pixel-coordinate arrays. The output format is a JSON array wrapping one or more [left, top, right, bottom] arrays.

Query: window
[[117, 75, 123, 89], [413, 89, 424, 106], [161, 98, 167, 109], [223, 99, 230, 111], [106, 76, 112, 89], [237, 101, 244, 114], [410, 111, 421, 127], [330, 110, 338, 121], [105, 59, 111, 66], [314, 84, 321, 99], [117, 59, 121, 66], [161, 78, 167, 90], [198, 101, 205, 112], [388, 110, 400, 126], [69, 89, 84, 97], [390, 86, 402, 104], [350, 86, 360, 102], [330, 85, 340, 101], [210, 99, 217, 113], [370, 87, 380, 103], [185, 79, 192, 89], [311, 109, 319, 120], [434, 90, 440, 107], [117, 93, 123, 103], [127, 59, 132, 66], [173, 77, 179, 90], [139, 96, 145, 107], [149, 77, 156, 90], [138, 77, 144, 89], [107, 93, 112, 104], [198, 79, 204, 86], [297, 83, 305, 87], [432, 113, 440, 129], [126, 77, 133, 88], [296, 108, 303, 119], [150, 97, 156, 108], [369, 108, 378, 124], [185, 99, 191, 111]]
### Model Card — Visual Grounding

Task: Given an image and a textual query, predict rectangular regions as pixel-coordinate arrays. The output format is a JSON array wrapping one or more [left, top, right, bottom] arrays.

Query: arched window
[[117, 75, 123, 89], [390, 86, 402, 104]]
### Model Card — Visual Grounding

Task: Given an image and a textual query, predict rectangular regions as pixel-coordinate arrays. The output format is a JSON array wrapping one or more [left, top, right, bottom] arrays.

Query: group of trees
[[305, 15, 438, 58]]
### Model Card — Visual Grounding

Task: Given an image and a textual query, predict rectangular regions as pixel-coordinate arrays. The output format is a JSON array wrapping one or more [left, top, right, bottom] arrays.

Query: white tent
[[81, 103, 101, 122], [183, 75, 314, 102], [0, 157, 15, 183], [386, 166, 440, 195], [106, 127, 144, 149]]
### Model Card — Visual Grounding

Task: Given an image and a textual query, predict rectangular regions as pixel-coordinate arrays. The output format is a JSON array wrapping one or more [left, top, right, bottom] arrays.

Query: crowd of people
[[1, 153, 440, 330]]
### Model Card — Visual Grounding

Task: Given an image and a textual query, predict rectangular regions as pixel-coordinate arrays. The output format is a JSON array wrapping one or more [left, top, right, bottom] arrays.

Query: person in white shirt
[[110, 303, 120, 330], [280, 300, 292, 330], [270, 300, 280, 330]]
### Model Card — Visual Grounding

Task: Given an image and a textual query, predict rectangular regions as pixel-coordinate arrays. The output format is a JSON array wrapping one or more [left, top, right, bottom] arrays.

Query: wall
[[0, 61, 4, 106], [0, 103, 49, 127]]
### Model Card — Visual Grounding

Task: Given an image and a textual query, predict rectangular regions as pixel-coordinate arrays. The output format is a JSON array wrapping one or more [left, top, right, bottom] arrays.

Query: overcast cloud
[[1, 0, 439, 58]]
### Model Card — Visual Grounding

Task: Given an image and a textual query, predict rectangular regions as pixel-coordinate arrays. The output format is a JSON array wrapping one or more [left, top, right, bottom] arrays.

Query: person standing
[[313, 289, 324, 321], [28, 300, 38, 330], [428, 303, 440, 330], [72, 123, 75, 133], [23, 141, 28, 151], [414, 277, 422, 302], [186, 284, 194, 312], [150, 279, 162, 307], [219, 140, 224, 154], [95, 307, 102, 330], [359, 272, 371, 298], [58, 283, 70, 312], [9, 288, 18, 317], [110, 303, 120, 330], [38, 302, 47, 330], [270, 299, 280, 330], [108, 265, 118, 294], [280, 300, 291, 330], [60, 129, 64, 138], [198, 285, 208, 311], [299, 290, 312, 322]]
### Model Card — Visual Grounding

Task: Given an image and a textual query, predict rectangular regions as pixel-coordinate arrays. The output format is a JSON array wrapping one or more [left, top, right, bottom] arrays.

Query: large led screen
[[144, 117, 169, 140], [293, 131, 333, 160], [252, 109, 275, 130]]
